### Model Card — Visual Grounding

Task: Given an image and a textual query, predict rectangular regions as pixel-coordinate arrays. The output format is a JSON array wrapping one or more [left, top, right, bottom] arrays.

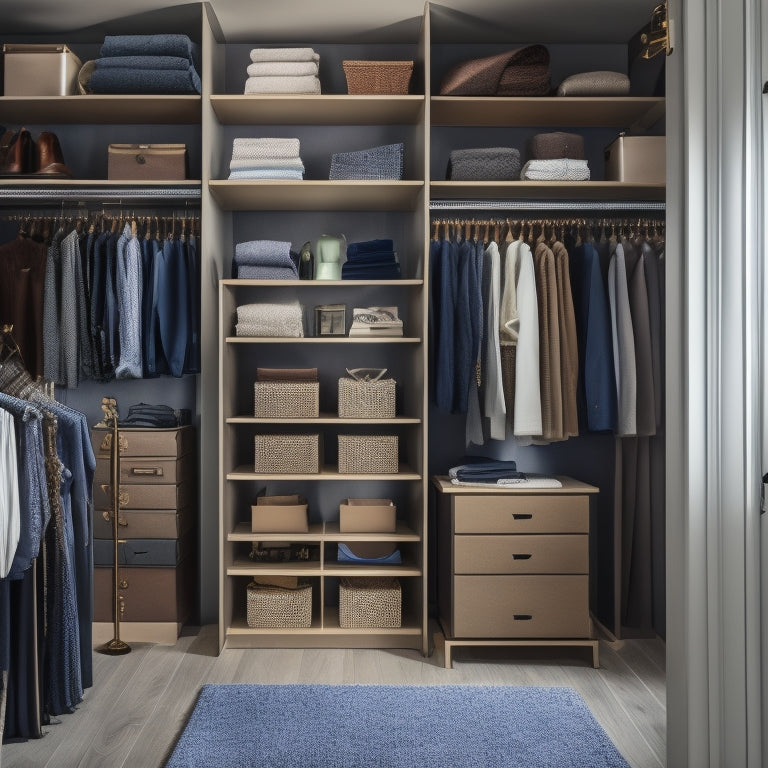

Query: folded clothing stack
[[245, 48, 320, 94], [228, 137, 304, 180], [235, 300, 304, 337], [557, 71, 630, 96], [329, 142, 404, 180], [117, 402, 191, 428], [520, 158, 590, 181], [447, 459, 563, 488], [446, 147, 521, 181], [232, 240, 299, 279], [88, 34, 201, 94], [342, 238, 401, 280]]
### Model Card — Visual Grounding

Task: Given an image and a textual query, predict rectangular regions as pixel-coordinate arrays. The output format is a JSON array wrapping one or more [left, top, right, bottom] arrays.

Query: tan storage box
[[3, 44, 82, 96], [94, 480, 194, 511], [94, 504, 195, 540], [254, 434, 320, 474], [94, 453, 195, 486], [91, 426, 194, 459], [254, 381, 319, 418], [604, 134, 665, 183], [338, 435, 398, 474], [246, 580, 312, 628], [339, 577, 401, 628], [337, 377, 396, 419], [252, 494, 309, 533], [107, 143, 188, 181], [339, 498, 397, 533]]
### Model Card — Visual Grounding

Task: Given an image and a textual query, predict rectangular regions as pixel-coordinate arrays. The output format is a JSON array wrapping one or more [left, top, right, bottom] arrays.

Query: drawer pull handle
[[513, 614, 533, 621], [131, 467, 163, 476], [512, 513, 532, 520], [512, 554, 532, 560]]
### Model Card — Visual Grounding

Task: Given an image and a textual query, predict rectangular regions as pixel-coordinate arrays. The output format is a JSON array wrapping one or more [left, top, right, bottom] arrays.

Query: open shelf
[[229, 521, 420, 542], [227, 559, 322, 576], [429, 180, 666, 201], [210, 94, 425, 125], [227, 464, 422, 481], [225, 336, 420, 344], [220, 279, 423, 287], [226, 414, 421, 424]]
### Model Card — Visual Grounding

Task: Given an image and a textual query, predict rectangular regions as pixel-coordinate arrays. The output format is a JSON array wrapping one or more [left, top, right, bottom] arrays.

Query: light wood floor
[[2, 626, 666, 768]]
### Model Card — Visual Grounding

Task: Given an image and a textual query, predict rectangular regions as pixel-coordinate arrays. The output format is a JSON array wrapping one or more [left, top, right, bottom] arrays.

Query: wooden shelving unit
[[429, 180, 666, 201]]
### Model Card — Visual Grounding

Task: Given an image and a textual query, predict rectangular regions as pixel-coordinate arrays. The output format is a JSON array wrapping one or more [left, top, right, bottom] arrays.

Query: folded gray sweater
[[447, 147, 522, 181]]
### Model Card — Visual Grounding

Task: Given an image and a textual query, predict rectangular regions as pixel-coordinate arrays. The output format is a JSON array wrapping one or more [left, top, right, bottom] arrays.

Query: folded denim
[[341, 265, 401, 279], [347, 239, 395, 257], [100, 34, 200, 71], [117, 402, 189, 427], [227, 169, 304, 180], [246, 61, 319, 77], [250, 48, 319, 63], [231, 137, 301, 160], [345, 252, 396, 264], [89, 67, 201, 94], [244, 75, 321, 94]]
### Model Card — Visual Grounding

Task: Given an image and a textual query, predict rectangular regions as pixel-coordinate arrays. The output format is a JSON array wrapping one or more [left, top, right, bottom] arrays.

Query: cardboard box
[[91, 425, 195, 459], [252, 494, 309, 533], [94, 453, 195, 486], [3, 44, 82, 96], [339, 498, 397, 533], [604, 134, 665, 184], [93, 504, 195, 540]]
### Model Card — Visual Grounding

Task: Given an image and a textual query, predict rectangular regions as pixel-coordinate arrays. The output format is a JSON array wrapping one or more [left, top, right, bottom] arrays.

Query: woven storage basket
[[338, 434, 398, 474], [246, 580, 312, 628], [329, 142, 404, 181], [254, 434, 320, 474], [338, 377, 396, 419], [342, 60, 413, 95], [254, 381, 319, 418], [339, 577, 401, 628]]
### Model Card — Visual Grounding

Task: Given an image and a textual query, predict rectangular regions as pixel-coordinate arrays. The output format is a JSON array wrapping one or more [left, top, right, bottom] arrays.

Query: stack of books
[[348, 307, 403, 337]]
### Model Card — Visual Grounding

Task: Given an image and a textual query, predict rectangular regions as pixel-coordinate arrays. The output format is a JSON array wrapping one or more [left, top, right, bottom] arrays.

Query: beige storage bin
[[604, 134, 665, 184], [254, 434, 320, 474], [246, 580, 312, 628], [3, 44, 82, 96], [254, 380, 319, 418], [339, 577, 401, 628], [252, 494, 309, 533], [338, 435, 398, 474], [339, 498, 397, 533], [337, 377, 395, 419]]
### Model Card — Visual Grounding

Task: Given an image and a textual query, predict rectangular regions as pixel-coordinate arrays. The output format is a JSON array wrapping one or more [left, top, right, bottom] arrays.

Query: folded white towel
[[244, 75, 321, 94], [232, 137, 301, 160], [236, 300, 304, 337], [520, 158, 591, 181], [247, 61, 318, 77], [229, 157, 305, 171], [250, 48, 319, 63]]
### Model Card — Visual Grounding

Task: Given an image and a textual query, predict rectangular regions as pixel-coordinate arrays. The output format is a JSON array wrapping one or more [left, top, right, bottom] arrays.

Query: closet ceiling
[[7, 0, 659, 42]]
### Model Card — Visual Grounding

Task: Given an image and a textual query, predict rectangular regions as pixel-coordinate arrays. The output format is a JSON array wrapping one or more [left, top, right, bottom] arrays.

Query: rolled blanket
[[520, 158, 590, 181], [557, 71, 630, 96], [446, 147, 521, 181], [235, 240, 293, 266], [232, 137, 301, 160], [347, 239, 394, 257], [529, 132, 585, 160], [227, 168, 304, 180], [236, 265, 298, 280], [235, 300, 304, 337], [89, 67, 201, 95], [439, 45, 550, 96], [229, 157, 305, 172], [250, 48, 319, 63], [247, 61, 318, 77], [94, 56, 194, 71], [100, 34, 200, 70], [244, 75, 321, 94], [329, 142, 404, 181]]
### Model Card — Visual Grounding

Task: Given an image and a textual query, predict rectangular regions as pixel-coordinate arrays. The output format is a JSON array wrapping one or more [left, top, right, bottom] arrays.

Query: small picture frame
[[314, 304, 346, 336]]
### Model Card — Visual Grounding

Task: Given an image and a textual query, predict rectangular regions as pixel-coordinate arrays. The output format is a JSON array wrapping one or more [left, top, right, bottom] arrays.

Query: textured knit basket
[[329, 142, 404, 180], [254, 381, 319, 418], [246, 581, 312, 628], [339, 577, 401, 628], [338, 434, 398, 474], [337, 377, 396, 419], [254, 434, 320, 473], [342, 60, 414, 94]]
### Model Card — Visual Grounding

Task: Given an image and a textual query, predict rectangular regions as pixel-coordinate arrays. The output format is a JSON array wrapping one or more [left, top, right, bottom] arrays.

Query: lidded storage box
[[254, 434, 320, 474], [339, 577, 402, 628], [338, 376, 395, 418], [3, 44, 82, 96], [338, 434, 398, 474], [604, 134, 665, 184], [246, 580, 313, 628]]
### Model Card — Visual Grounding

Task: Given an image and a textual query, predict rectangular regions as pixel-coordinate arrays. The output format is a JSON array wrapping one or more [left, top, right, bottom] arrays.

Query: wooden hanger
[[0, 323, 24, 367]]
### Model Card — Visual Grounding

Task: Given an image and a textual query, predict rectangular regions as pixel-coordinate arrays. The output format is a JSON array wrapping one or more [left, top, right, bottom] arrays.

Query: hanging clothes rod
[[0, 185, 201, 203], [429, 199, 666, 212]]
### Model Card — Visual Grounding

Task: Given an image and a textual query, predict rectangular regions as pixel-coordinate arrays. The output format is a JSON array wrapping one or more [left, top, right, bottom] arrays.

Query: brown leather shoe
[[34, 131, 73, 177], [0, 127, 33, 173]]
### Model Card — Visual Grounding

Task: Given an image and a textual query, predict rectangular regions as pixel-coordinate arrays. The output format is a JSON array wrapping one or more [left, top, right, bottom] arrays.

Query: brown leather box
[[93, 504, 195, 540], [91, 425, 195, 460], [94, 452, 195, 486], [93, 479, 194, 511], [94, 557, 193, 623], [107, 144, 188, 181]]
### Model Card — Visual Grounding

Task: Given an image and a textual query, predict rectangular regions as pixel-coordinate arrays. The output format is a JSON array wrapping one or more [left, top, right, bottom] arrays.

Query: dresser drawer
[[454, 535, 588, 574], [94, 453, 195, 486], [94, 480, 194, 511], [452, 575, 590, 638], [93, 505, 195, 540], [454, 495, 588, 534], [91, 425, 194, 459]]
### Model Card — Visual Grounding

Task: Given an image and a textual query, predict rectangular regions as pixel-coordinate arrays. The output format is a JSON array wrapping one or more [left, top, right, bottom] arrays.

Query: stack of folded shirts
[[448, 459, 562, 488], [87, 34, 201, 94], [235, 300, 304, 337], [446, 147, 521, 181], [228, 138, 304, 180], [245, 48, 321, 94], [342, 239, 401, 280], [232, 240, 299, 279], [520, 158, 590, 181]]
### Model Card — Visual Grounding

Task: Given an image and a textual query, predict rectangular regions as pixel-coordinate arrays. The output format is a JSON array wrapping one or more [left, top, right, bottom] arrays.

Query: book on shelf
[[349, 306, 403, 337]]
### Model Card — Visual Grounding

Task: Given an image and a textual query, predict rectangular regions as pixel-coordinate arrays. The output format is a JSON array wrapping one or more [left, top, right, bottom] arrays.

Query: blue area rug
[[166, 684, 630, 768]]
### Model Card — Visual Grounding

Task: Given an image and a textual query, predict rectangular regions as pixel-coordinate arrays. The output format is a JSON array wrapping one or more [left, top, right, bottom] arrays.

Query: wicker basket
[[254, 381, 319, 418], [246, 580, 312, 628], [339, 577, 401, 628], [338, 434, 398, 474], [338, 377, 396, 419], [343, 60, 413, 95], [254, 434, 320, 474]]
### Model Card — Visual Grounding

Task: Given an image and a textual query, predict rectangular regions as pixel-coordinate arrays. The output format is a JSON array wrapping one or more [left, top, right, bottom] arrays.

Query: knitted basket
[[342, 60, 413, 95], [337, 377, 396, 419], [338, 434, 398, 474], [339, 577, 401, 628], [254, 381, 319, 418], [246, 581, 312, 628], [254, 434, 320, 473], [329, 142, 404, 180]]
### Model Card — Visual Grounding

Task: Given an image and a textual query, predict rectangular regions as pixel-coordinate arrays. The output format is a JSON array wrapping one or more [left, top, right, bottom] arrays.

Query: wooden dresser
[[433, 476, 599, 668]]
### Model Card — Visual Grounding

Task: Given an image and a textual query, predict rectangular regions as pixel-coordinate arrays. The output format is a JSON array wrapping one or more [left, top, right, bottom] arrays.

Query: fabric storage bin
[[329, 142, 404, 180], [254, 380, 319, 418], [338, 434, 398, 474], [3, 44, 82, 96], [254, 434, 320, 473], [342, 60, 413, 94], [246, 580, 312, 628], [338, 376, 396, 418], [339, 577, 401, 628], [604, 134, 665, 184], [108, 144, 188, 180]]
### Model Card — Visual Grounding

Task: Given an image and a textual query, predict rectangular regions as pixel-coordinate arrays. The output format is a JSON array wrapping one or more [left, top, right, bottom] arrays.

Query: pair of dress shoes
[[0, 128, 73, 176]]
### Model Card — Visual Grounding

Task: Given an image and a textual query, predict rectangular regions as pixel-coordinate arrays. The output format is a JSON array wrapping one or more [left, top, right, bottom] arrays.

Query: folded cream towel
[[236, 300, 304, 337], [244, 75, 321, 94], [232, 137, 301, 160], [229, 157, 305, 171], [228, 168, 304, 180], [520, 158, 590, 181], [247, 61, 318, 77], [250, 48, 319, 63]]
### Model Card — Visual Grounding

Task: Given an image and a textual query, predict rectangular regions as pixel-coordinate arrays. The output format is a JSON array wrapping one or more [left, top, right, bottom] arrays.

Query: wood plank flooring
[[2, 626, 666, 768]]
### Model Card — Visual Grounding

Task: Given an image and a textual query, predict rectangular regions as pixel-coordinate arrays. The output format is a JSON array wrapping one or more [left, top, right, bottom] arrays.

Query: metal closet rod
[[429, 199, 666, 212], [0, 187, 201, 203]]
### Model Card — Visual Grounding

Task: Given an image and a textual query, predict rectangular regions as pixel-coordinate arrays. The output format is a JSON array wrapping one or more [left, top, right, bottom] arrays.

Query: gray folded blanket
[[520, 158, 590, 181], [235, 240, 294, 267], [236, 265, 298, 280], [100, 34, 200, 71], [447, 147, 522, 181], [329, 142, 404, 180]]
